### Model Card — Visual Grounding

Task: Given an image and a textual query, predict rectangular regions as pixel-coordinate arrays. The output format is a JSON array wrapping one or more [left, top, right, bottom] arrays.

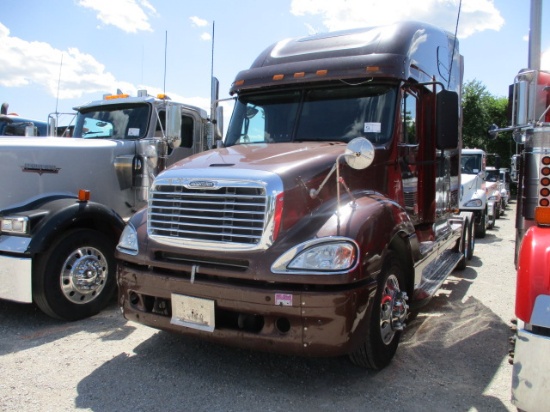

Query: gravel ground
[[0, 202, 519, 412]]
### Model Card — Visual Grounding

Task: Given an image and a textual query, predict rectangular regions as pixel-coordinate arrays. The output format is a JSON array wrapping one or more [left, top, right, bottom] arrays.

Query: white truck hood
[[0, 137, 134, 215]]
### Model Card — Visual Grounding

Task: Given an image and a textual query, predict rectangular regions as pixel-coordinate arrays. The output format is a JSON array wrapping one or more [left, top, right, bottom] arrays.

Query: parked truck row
[[0, 19, 526, 379]]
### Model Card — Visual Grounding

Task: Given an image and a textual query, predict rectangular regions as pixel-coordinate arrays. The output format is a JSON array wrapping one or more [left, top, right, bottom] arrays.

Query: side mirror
[[166, 103, 182, 148], [436, 90, 459, 150], [488, 124, 499, 139], [215, 106, 224, 140]]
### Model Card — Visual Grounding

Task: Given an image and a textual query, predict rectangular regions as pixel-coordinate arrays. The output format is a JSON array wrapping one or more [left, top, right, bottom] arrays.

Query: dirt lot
[[0, 202, 519, 411]]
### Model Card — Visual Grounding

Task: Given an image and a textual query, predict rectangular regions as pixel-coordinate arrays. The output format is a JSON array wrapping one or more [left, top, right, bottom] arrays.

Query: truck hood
[[0, 137, 132, 212], [169, 142, 349, 180], [460, 173, 479, 188]]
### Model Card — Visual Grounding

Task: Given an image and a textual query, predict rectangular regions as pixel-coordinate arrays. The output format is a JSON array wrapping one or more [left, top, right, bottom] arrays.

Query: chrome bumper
[[512, 325, 550, 412]]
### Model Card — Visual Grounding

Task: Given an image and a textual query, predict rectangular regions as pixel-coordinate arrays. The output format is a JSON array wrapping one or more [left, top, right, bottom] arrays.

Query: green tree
[[462, 79, 513, 168]]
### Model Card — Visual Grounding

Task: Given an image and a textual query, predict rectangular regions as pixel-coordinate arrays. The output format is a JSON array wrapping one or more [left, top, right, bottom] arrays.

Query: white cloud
[[0, 22, 133, 99], [78, 0, 157, 33], [290, 0, 504, 39], [542, 47, 550, 70], [190, 16, 208, 27], [201, 32, 212, 41]]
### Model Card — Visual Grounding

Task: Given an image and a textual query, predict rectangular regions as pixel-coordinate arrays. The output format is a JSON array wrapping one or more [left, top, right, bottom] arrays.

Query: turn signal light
[[78, 189, 91, 202], [535, 206, 550, 225]]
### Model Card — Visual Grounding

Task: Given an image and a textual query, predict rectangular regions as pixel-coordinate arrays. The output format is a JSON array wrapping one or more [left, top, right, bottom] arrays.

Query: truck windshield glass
[[225, 84, 396, 146], [73, 103, 150, 139], [461, 154, 482, 174]]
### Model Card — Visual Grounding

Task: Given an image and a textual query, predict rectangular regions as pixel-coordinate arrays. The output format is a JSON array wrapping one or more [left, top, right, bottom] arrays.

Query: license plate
[[170, 294, 215, 332]]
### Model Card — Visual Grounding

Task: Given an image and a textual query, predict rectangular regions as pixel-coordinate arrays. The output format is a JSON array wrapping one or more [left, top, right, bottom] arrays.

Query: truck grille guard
[[147, 173, 283, 251]]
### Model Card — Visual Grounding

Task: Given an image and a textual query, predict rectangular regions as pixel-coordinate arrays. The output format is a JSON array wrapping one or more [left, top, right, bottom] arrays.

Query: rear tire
[[349, 252, 408, 370], [33, 229, 116, 321]]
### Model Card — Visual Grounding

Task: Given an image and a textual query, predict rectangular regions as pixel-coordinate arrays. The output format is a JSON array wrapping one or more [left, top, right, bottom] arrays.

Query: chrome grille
[[148, 182, 267, 245]]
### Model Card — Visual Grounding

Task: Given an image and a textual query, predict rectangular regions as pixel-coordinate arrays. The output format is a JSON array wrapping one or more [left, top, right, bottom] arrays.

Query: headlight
[[289, 242, 356, 270], [116, 223, 138, 255], [1, 216, 29, 234], [464, 199, 482, 208]]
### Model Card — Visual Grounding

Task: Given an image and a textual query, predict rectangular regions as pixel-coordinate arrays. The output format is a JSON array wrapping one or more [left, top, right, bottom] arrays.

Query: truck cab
[[116, 21, 472, 370], [0, 90, 213, 320]]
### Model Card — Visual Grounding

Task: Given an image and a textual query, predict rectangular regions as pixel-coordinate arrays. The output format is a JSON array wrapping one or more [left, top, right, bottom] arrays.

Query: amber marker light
[[316, 70, 328, 76], [535, 206, 550, 225], [105, 94, 129, 100], [233, 79, 245, 87], [78, 189, 91, 202], [273, 74, 285, 81], [366, 66, 380, 72], [294, 72, 305, 78]]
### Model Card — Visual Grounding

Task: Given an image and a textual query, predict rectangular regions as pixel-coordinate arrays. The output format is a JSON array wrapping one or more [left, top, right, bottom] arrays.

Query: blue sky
[[1, 0, 549, 124]]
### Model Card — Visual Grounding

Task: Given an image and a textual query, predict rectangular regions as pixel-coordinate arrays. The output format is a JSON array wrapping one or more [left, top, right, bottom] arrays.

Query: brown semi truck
[[115, 21, 473, 370]]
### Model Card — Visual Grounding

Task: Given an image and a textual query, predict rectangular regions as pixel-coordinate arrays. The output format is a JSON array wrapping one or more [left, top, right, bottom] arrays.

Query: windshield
[[73, 103, 150, 139], [486, 170, 499, 182], [461, 154, 482, 174], [225, 84, 397, 146]]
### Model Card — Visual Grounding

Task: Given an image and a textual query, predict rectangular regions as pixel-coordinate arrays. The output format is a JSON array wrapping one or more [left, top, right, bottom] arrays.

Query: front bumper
[[118, 263, 375, 357], [512, 325, 550, 412], [0, 254, 32, 303]]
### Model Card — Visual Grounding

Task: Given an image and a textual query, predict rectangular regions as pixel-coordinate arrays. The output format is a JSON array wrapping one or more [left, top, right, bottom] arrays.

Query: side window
[[401, 92, 418, 144], [181, 115, 194, 148], [155, 111, 194, 148]]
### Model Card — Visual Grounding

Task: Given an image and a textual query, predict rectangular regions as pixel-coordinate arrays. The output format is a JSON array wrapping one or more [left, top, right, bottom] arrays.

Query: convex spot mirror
[[345, 137, 375, 170]]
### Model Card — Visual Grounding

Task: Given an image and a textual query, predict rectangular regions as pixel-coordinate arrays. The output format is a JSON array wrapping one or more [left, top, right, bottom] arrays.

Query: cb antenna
[[55, 53, 63, 116], [163, 30, 168, 96]]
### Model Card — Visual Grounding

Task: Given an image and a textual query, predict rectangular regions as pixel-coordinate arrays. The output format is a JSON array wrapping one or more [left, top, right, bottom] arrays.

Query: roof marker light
[[316, 70, 328, 76], [273, 74, 284, 81]]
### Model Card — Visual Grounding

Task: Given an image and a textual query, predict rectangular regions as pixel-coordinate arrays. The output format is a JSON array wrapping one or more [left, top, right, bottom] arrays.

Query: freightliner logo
[[186, 180, 218, 189]]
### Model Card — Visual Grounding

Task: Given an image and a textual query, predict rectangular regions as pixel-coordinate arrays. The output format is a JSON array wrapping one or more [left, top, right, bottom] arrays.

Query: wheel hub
[[60, 246, 107, 304], [379, 274, 409, 345]]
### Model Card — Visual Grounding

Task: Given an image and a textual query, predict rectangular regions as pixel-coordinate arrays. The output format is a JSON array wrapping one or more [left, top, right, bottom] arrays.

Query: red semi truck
[[491, 68, 550, 411], [115, 21, 473, 369]]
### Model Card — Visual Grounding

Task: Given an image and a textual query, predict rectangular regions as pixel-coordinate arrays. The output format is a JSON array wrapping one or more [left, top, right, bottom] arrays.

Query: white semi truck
[[0, 90, 218, 320], [460, 148, 493, 238]]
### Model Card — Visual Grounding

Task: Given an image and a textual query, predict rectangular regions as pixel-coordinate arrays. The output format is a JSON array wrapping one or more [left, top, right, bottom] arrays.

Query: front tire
[[349, 252, 408, 370], [33, 229, 116, 321], [475, 209, 487, 238], [466, 217, 475, 260]]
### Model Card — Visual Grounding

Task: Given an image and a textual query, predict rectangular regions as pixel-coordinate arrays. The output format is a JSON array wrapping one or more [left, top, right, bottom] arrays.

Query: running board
[[412, 249, 463, 306]]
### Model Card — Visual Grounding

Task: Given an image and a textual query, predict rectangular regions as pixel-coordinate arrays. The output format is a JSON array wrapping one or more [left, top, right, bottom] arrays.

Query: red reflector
[[272, 193, 284, 241], [78, 190, 91, 201]]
